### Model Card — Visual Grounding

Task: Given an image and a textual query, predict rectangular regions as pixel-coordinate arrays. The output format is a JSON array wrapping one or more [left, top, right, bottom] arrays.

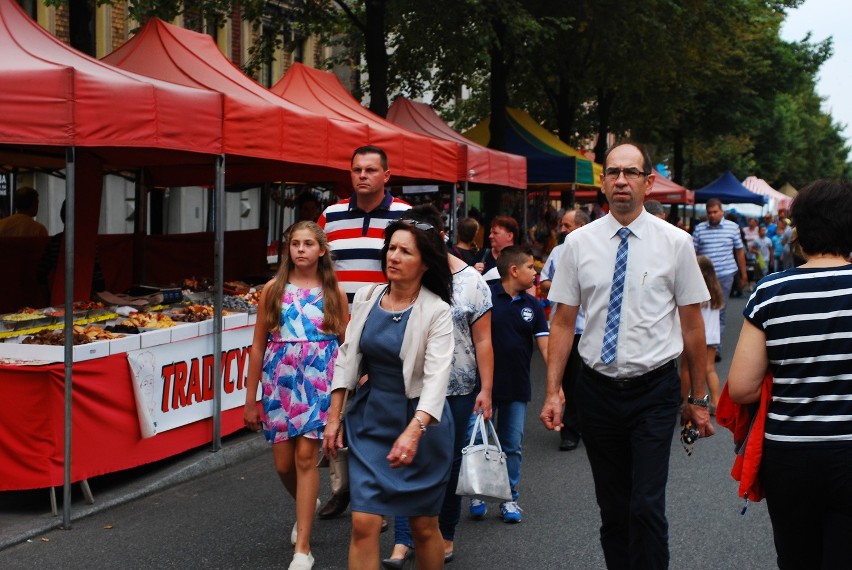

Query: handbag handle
[[466, 412, 504, 455]]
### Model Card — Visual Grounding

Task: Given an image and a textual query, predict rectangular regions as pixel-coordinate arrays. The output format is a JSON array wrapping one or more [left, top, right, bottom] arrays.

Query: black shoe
[[444, 551, 455, 564], [318, 491, 350, 519], [715, 353, 722, 363], [559, 438, 579, 451], [381, 547, 414, 569]]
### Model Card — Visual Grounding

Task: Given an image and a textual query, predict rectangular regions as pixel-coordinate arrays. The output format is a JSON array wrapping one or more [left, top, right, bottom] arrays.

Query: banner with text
[[126, 327, 257, 438]]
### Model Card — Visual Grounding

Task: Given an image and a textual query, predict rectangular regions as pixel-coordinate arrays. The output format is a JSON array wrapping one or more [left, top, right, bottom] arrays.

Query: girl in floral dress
[[244, 221, 348, 570]]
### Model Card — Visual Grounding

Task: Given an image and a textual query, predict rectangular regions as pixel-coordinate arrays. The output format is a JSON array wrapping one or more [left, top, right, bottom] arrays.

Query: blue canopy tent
[[695, 171, 767, 205]]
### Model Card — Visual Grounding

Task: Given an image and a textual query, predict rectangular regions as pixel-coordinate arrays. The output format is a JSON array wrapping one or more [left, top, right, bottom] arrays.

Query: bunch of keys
[[680, 420, 700, 456]]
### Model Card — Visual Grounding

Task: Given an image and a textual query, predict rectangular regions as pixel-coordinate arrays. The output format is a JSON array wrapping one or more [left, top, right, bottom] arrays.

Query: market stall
[[695, 171, 768, 206], [462, 107, 597, 186], [0, 321, 254, 491], [101, 17, 375, 188], [0, 2, 344, 517], [386, 97, 527, 236], [271, 63, 460, 185], [0, 0, 227, 524], [742, 176, 792, 212], [462, 107, 598, 237]]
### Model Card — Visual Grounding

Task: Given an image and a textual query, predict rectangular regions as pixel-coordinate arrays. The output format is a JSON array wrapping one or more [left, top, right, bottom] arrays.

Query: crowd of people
[[240, 144, 850, 570]]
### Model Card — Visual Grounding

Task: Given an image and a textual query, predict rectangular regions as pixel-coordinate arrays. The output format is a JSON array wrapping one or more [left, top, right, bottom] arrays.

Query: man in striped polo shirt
[[316, 145, 410, 518], [692, 198, 748, 352], [319, 145, 411, 306]]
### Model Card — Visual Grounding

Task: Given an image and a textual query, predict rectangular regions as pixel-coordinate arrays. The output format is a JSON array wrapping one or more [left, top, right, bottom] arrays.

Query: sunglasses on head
[[398, 219, 435, 232]]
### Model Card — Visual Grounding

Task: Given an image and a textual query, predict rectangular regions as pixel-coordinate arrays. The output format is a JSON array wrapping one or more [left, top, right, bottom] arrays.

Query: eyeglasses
[[398, 219, 436, 232], [604, 167, 649, 181]]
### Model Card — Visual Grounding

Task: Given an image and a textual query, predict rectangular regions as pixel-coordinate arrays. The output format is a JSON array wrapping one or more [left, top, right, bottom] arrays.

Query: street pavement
[[0, 293, 778, 569]]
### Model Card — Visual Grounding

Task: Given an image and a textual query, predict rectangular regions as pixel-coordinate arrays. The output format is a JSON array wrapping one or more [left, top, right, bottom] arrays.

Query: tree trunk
[[593, 87, 614, 165], [488, 18, 509, 151], [672, 127, 685, 184], [364, 0, 389, 117], [556, 74, 577, 146]]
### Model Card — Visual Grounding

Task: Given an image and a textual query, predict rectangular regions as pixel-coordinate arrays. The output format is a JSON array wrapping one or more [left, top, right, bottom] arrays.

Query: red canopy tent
[[0, 0, 235, 523], [646, 170, 694, 204], [102, 18, 368, 186], [386, 97, 527, 189], [0, 0, 224, 306], [0, 2, 222, 167], [271, 63, 459, 184]]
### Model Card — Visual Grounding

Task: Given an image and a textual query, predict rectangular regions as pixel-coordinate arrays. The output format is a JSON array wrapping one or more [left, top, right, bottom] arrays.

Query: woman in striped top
[[728, 179, 852, 570]]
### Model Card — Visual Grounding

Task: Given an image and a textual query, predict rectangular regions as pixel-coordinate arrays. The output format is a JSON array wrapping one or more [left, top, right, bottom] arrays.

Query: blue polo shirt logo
[[521, 307, 534, 322]]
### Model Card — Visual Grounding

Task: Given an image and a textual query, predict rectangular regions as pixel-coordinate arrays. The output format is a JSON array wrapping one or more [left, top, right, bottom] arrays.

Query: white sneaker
[[291, 499, 322, 546], [288, 552, 315, 570]]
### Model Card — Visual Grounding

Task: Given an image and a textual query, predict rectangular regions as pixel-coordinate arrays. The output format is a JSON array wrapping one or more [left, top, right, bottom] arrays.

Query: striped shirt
[[745, 265, 852, 444], [692, 218, 743, 276], [318, 190, 410, 306]]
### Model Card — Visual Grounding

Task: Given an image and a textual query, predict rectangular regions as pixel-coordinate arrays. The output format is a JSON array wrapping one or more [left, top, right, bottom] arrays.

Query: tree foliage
[[43, 0, 852, 187]]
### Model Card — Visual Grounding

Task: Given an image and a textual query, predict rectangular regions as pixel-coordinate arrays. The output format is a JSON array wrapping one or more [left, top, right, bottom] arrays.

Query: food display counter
[[0, 353, 248, 491], [0, 294, 261, 491]]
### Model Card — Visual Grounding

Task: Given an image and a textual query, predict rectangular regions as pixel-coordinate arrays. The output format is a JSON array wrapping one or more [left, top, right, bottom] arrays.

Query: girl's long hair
[[263, 221, 345, 337], [697, 255, 724, 310]]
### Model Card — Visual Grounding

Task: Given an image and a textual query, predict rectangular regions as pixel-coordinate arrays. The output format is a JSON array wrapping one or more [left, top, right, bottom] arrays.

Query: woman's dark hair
[[407, 204, 445, 231], [790, 179, 852, 257], [457, 217, 479, 247], [381, 219, 452, 305]]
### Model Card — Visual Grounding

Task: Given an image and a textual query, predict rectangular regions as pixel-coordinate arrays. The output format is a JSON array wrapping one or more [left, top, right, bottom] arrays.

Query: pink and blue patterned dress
[[261, 283, 339, 444]]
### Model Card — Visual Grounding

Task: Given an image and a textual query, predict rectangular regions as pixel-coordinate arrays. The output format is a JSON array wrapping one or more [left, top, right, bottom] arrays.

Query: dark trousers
[[560, 334, 582, 443], [576, 364, 681, 570], [761, 442, 852, 570]]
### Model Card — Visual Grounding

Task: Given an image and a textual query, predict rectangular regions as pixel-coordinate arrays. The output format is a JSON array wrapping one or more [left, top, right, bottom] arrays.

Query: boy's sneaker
[[500, 501, 523, 524], [469, 498, 487, 519]]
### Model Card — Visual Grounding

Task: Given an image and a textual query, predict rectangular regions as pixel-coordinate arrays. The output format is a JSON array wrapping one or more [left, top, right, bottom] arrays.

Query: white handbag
[[455, 412, 512, 502]]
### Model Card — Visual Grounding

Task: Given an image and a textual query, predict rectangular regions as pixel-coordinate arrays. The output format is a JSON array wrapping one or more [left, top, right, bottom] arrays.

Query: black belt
[[582, 360, 675, 391]]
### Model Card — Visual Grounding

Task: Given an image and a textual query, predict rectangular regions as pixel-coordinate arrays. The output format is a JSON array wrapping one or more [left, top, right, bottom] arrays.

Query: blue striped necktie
[[601, 227, 631, 364]]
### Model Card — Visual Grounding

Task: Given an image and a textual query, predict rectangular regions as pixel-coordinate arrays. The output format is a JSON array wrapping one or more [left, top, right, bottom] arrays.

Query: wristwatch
[[688, 394, 710, 408]]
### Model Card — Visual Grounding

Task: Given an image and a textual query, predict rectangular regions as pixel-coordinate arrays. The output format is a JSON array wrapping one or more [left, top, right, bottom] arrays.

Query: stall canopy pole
[[211, 154, 225, 452], [450, 182, 458, 244], [62, 146, 76, 529], [275, 185, 287, 266], [523, 188, 529, 245], [463, 181, 469, 218]]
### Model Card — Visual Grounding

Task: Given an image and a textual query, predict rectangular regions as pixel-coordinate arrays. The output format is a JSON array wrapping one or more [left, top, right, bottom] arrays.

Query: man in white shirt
[[541, 143, 714, 569]]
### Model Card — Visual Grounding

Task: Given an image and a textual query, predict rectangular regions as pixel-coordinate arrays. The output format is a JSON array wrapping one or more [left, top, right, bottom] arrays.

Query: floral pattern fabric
[[261, 283, 338, 443], [448, 265, 492, 395]]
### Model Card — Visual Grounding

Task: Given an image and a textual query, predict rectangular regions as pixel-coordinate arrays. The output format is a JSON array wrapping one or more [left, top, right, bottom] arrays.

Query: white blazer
[[332, 283, 453, 422]]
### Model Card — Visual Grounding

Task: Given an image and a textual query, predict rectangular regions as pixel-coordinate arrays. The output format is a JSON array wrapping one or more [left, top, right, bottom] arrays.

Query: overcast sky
[[781, 0, 852, 143]]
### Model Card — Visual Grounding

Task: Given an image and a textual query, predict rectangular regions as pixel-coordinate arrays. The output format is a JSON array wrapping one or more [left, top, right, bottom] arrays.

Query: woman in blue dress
[[323, 218, 454, 570]]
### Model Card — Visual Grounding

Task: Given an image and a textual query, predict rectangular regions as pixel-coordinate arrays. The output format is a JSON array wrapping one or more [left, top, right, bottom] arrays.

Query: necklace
[[386, 290, 419, 322]]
